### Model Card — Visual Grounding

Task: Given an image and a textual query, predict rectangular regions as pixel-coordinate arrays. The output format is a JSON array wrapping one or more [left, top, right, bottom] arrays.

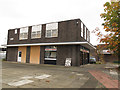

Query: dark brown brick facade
[[6, 19, 91, 66], [7, 19, 89, 45]]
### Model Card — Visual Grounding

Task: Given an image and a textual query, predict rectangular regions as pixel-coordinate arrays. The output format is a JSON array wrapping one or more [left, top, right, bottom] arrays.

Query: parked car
[[90, 57, 96, 64]]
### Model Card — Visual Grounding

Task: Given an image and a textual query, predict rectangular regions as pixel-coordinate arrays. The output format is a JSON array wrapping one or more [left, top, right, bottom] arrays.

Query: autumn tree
[[93, 1, 120, 55]]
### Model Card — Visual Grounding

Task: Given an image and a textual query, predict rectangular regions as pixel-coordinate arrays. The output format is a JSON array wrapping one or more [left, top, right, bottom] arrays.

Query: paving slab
[[89, 70, 119, 88]]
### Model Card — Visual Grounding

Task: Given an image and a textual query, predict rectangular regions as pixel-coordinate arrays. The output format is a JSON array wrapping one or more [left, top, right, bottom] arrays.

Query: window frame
[[46, 23, 58, 38], [19, 27, 28, 40], [84, 27, 87, 40], [81, 22, 83, 37], [44, 46, 57, 60], [31, 25, 42, 39], [88, 31, 90, 42], [87, 29, 89, 41]]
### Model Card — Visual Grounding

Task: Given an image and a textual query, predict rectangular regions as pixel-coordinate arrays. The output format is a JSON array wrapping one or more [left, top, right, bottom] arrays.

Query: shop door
[[18, 51, 22, 62]]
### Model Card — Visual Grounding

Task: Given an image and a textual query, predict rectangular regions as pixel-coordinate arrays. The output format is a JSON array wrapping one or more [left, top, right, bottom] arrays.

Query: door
[[18, 51, 22, 62]]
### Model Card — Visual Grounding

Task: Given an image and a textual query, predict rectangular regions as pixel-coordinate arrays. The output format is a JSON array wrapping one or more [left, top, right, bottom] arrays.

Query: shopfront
[[80, 46, 90, 65], [44, 46, 57, 65]]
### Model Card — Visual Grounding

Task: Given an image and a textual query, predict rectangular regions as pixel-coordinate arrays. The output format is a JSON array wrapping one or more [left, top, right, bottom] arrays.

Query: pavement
[[1, 61, 119, 89]]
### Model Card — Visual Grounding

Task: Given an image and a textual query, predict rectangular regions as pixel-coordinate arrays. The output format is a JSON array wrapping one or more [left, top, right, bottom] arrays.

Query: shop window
[[45, 52, 56, 58], [31, 25, 42, 39], [45, 46, 57, 60], [81, 22, 83, 37], [46, 23, 58, 37], [19, 27, 28, 40]]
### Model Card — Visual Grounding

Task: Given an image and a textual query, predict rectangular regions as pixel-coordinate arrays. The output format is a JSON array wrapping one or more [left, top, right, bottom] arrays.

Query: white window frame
[[88, 31, 90, 42], [84, 27, 87, 40], [19, 27, 28, 40], [81, 22, 83, 37], [87, 29, 89, 41], [46, 23, 58, 38], [31, 25, 42, 39]]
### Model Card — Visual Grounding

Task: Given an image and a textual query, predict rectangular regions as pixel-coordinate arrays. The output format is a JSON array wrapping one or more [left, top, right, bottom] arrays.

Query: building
[[6, 19, 95, 66], [0, 46, 6, 60], [96, 44, 118, 62]]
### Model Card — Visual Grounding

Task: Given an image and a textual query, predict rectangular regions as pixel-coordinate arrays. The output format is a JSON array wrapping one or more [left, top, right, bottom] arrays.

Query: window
[[88, 31, 90, 42], [45, 52, 56, 58], [81, 22, 83, 37], [45, 46, 57, 60], [87, 30, 89, 41], [84, 27, 87, 40], [31, 25, 42, 39], [15, 29, 17, 34], [19, 51, 22, 57], [19, 27, 28, 40], [46, 23, 58, 37], [10, 38, 14, 40]]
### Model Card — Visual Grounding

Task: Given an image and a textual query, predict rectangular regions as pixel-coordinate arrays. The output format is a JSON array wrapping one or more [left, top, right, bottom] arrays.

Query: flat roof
[[6, 42, 96, 50], [9, 18, 89, 31]]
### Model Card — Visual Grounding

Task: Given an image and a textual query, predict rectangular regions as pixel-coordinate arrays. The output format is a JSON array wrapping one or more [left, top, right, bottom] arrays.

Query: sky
[[0, 0, 109, 46]]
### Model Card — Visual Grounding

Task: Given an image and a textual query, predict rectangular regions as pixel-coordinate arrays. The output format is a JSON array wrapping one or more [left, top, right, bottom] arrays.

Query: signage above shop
[[80, 48, 89, 53], [45, 49, 57, 51]]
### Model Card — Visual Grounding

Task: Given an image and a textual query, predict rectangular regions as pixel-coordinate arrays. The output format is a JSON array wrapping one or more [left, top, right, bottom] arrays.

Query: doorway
[[18, 51, 22, 62]]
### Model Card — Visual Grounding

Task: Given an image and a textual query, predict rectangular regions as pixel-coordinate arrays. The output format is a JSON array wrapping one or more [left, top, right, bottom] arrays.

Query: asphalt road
[[2, 61, 119, 89]]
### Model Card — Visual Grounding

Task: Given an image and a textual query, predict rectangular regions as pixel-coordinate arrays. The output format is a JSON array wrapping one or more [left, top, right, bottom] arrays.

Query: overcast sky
[[0, 0, 109, 46]]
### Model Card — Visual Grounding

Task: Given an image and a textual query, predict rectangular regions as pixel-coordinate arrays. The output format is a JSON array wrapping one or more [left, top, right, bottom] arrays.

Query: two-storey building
[[6, 19, 95, 66]]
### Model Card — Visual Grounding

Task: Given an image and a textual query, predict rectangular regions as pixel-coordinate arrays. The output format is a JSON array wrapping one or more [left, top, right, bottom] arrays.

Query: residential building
[[6, 19, 95, 66]]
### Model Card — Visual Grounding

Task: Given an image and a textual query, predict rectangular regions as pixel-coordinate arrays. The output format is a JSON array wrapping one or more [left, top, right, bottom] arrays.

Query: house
[[6, 19, 95, 66]]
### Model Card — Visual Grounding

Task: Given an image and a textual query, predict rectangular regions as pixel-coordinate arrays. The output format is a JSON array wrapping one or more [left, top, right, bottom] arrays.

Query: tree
[[92, 1, 120, 55]]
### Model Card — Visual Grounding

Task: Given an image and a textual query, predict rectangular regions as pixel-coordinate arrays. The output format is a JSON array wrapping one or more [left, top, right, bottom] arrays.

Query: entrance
[[18, 51, 22, 62]]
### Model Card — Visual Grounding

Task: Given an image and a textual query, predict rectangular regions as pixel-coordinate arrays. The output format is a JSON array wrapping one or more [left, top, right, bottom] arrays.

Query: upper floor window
[[46, 23, 58, 38], [19, 27, 28, 40], [81, 22, 83, 37], [87, 30, 89, 41], [15, 29, 17, 34], [31, 25, 42, 39], [10, 38, 14, 41], [88, 31, 90, 42], [84, 27, 87, 40]]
